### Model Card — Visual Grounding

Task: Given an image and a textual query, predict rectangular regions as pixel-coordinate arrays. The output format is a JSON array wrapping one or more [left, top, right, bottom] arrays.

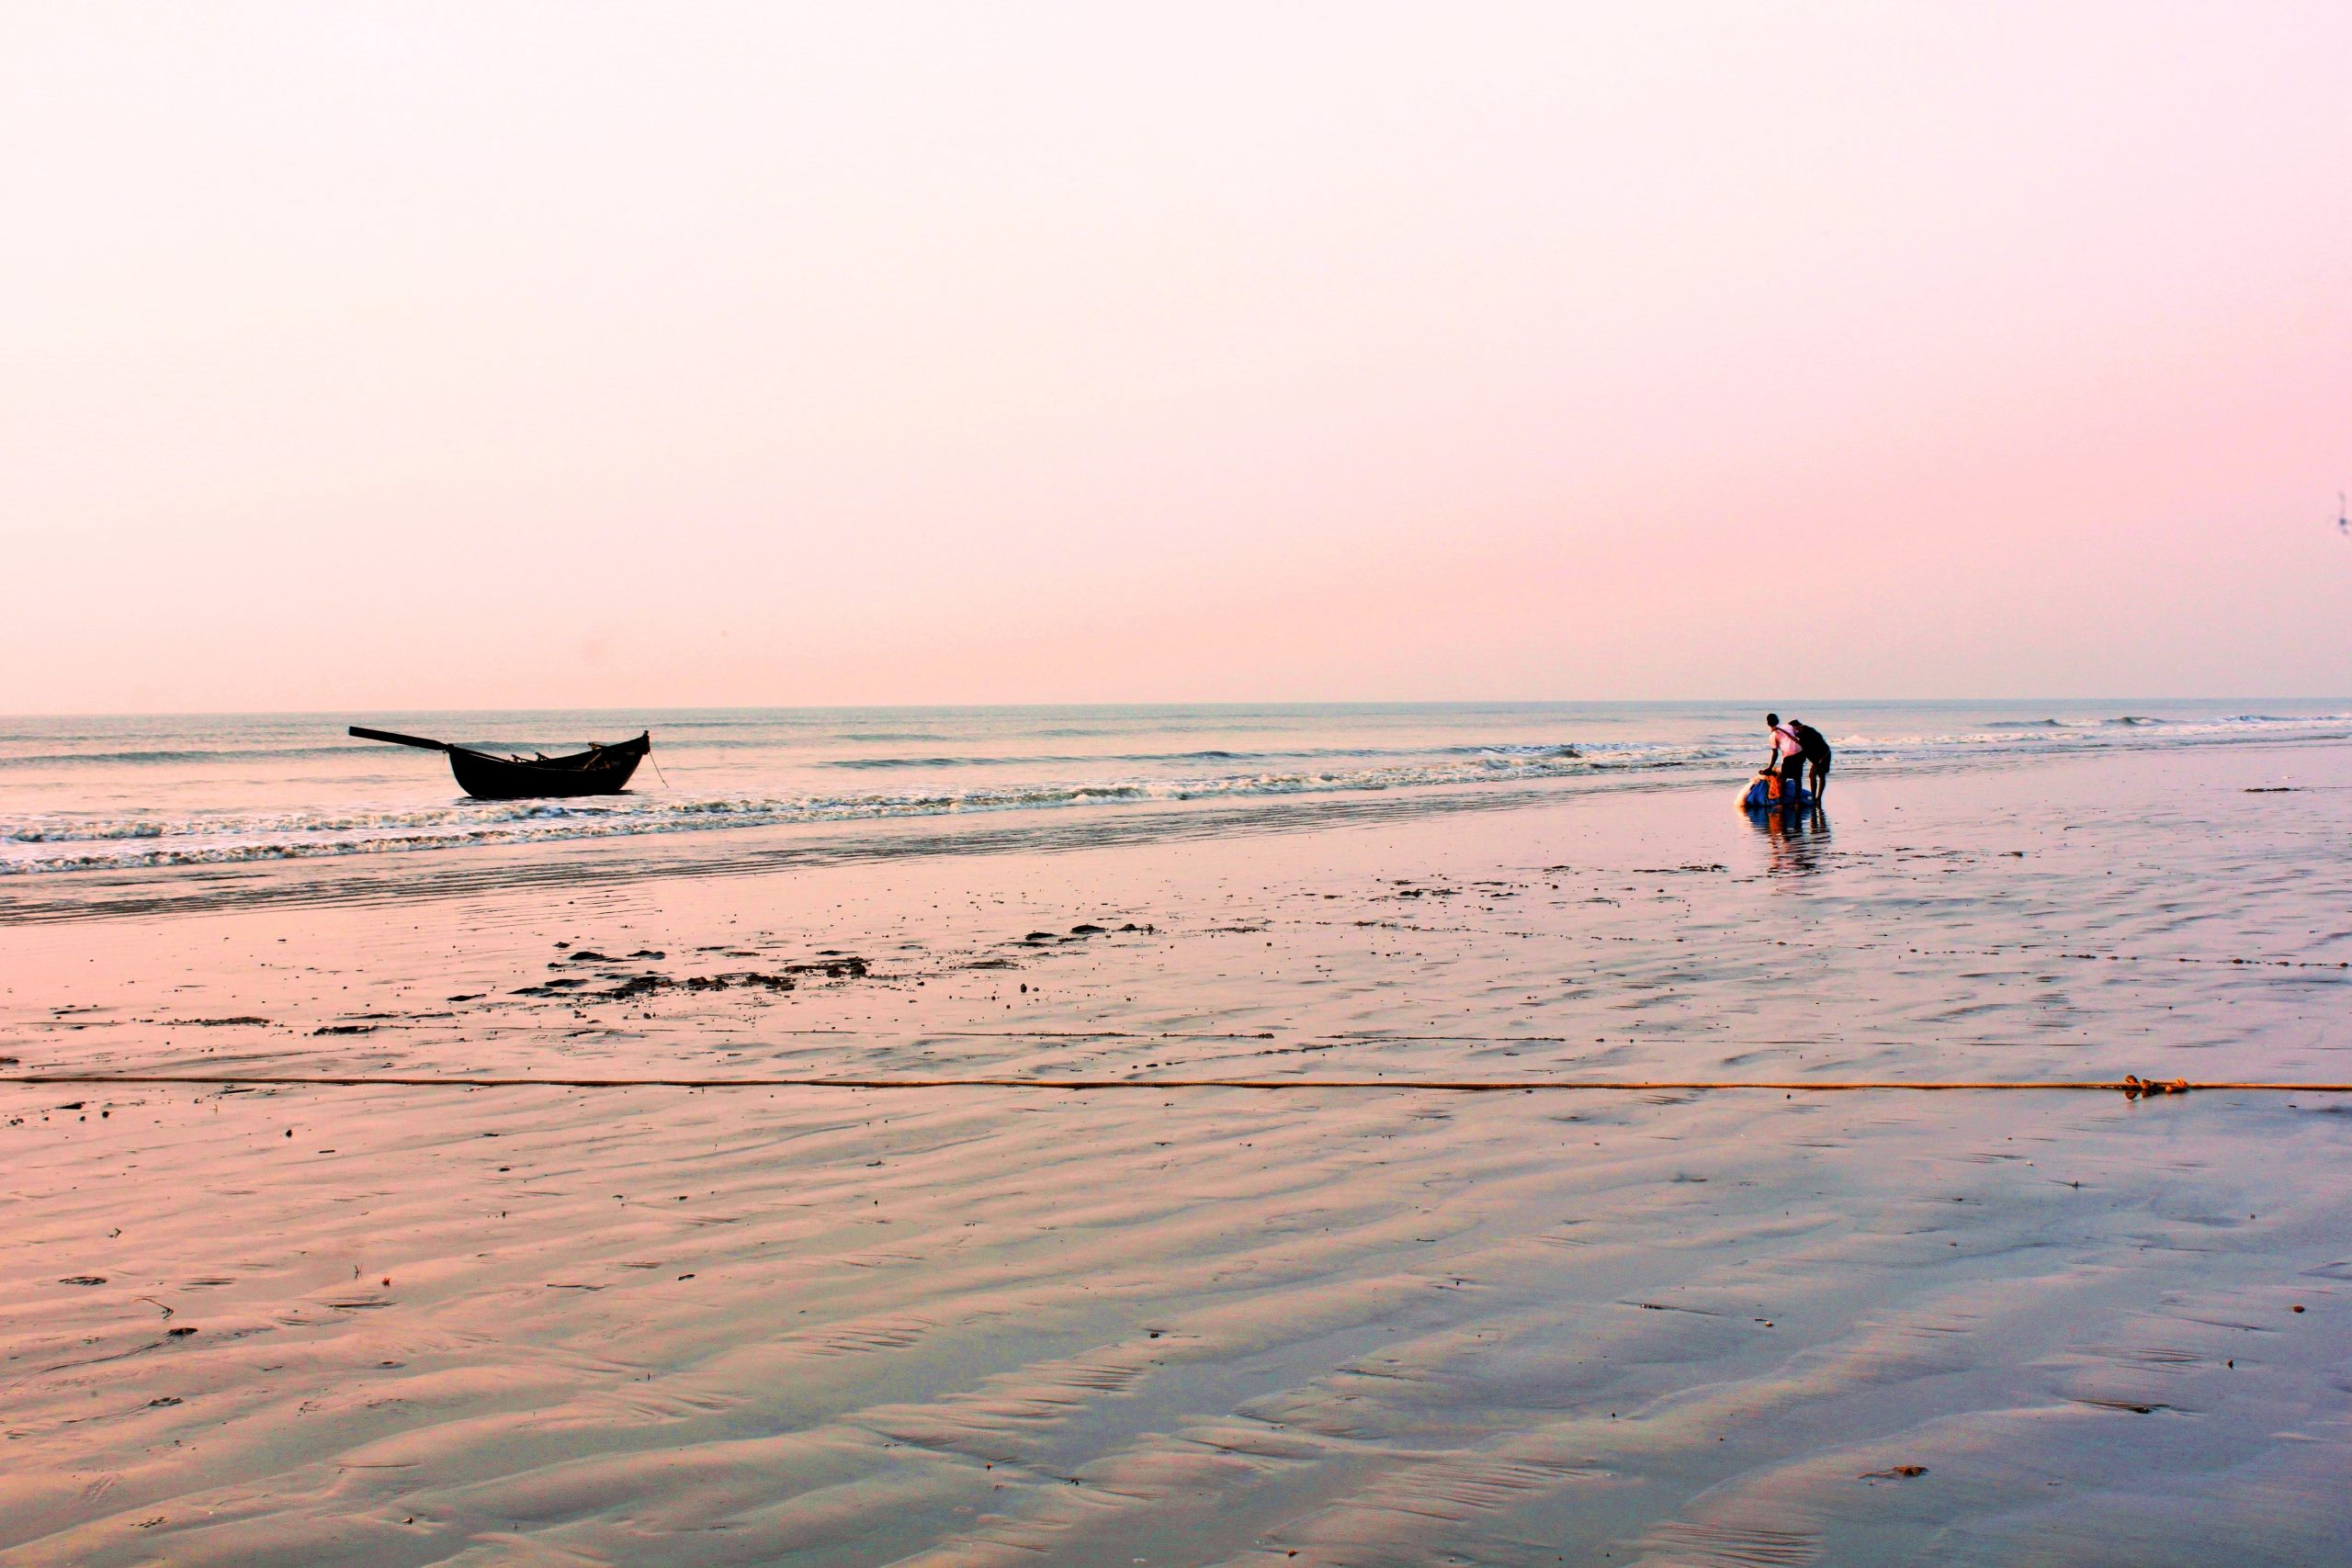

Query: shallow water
[[1, 738, 2346, 1564], [5, 699, 2346, 879]]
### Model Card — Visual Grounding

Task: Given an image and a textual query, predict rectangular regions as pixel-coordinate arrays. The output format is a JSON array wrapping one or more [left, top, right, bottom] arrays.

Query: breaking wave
[[0, 747, 1617, 874], [4, 706, 2346, 878]]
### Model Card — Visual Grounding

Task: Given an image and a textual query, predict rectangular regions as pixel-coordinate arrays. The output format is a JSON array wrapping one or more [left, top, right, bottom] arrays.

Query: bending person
[[1790, 718, 1832, 802]]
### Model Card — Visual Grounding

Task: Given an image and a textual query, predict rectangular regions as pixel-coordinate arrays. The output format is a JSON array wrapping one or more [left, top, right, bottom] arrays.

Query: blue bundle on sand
[[1742, 777, 1813, 811]]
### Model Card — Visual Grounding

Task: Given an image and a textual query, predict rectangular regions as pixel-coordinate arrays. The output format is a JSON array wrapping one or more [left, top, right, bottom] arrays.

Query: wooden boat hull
[[447, 733, 650, 800]]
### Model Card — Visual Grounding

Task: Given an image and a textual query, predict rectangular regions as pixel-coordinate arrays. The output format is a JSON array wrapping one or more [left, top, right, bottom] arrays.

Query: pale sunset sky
[[4, 3, 2347, 712]]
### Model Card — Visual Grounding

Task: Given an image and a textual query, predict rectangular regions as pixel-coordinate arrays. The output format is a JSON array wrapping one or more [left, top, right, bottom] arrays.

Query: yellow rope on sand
[[0, 1075, 2344, 1094]]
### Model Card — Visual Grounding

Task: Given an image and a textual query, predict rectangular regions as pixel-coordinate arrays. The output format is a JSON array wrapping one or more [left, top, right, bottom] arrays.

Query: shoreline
[[8, 723, 2349, 928]]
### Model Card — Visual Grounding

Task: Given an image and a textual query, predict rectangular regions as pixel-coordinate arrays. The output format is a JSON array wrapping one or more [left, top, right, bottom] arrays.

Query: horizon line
[[5, 695, 2348, 722]]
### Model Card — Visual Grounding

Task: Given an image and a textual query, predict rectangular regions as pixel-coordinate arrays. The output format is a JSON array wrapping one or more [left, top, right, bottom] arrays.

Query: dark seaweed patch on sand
[[511, 954, 869, 1001]]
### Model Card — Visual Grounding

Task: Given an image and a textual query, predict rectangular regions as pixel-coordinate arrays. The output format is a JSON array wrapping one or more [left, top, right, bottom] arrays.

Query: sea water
[[2, 699, 2345, 879]]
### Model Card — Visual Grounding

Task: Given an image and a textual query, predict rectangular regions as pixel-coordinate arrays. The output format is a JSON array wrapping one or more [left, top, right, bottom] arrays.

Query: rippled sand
[[4, 742, 2347, 1565]]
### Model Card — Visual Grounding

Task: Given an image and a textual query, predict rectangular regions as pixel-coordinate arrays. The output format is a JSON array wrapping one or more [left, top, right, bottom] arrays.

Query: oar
[[348, 726, 451, 752]]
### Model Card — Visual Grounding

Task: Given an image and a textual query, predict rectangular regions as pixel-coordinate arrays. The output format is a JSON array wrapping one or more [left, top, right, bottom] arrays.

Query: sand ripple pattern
[[2, 738, 2349, 1562]]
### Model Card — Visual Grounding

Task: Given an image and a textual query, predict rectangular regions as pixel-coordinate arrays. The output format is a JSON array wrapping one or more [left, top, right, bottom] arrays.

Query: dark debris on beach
[[510, 952, 871, 1003]]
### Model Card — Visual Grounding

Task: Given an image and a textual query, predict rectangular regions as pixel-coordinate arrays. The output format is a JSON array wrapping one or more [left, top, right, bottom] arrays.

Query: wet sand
[[3, 741, 2348, 1565]]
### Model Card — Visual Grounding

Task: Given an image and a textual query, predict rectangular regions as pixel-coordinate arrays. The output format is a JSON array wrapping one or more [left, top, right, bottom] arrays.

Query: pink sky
[[4, 3, 2348, 712]]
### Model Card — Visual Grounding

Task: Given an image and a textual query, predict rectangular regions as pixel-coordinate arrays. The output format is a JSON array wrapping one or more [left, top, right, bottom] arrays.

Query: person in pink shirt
[[1764, 713, 1807, 798]]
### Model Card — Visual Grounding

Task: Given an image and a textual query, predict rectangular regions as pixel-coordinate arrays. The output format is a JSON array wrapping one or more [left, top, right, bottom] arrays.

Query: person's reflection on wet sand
[[1749, 803, 1831, 875]]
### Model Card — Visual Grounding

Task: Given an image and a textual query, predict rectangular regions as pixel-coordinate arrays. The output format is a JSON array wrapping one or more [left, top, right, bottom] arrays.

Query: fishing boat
[[349, 726, 651, 800]]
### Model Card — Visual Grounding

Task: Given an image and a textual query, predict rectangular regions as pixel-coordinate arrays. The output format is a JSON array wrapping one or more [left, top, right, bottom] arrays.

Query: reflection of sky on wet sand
[[1, 740, 2347, 1562]]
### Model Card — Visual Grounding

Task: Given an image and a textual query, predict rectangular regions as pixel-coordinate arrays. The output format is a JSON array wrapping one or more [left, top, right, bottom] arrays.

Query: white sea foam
[[0, 749, 1623, 874], [3, 705, 2346, 878]]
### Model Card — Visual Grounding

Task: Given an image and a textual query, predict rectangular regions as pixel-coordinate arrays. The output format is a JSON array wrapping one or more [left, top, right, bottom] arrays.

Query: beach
[[15, 0, 2352, 1557], [3, 716, 2348, 1565]]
